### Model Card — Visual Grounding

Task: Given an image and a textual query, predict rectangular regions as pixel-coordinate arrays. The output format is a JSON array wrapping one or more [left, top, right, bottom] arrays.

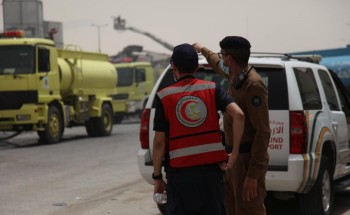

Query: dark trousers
[[166, 164, 226, 215]]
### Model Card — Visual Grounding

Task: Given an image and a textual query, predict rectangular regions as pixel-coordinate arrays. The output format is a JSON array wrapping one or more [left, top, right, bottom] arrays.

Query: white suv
[[137, 53, 350, 215]]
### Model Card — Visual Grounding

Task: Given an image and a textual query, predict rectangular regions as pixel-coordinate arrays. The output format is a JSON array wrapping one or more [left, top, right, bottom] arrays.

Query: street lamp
[[91, 23, 108, 53]]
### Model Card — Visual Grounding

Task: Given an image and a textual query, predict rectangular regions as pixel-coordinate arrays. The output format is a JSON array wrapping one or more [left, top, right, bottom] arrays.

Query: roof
[[290, 45, 350, 57], [114, 61, 152, 67], [0, 37, 55, 46]]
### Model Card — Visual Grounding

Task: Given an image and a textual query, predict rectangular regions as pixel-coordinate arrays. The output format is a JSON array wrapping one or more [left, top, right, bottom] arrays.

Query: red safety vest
[[157, 78, 228, 168]]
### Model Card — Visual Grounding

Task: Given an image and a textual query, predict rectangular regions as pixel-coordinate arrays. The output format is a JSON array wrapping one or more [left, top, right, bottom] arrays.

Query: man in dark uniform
[[152, 43, 245, 215], [194, 37, 270, 215]]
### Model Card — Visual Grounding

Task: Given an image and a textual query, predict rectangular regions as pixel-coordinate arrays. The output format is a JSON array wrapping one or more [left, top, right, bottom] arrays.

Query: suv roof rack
[[251, 52, 322, 64], [251, 52, 289, 59], [288, 54, 322, 64]]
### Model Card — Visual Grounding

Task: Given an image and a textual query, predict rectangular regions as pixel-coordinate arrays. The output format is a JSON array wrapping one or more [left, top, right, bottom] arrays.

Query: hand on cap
[[193, 43, 204, 53]]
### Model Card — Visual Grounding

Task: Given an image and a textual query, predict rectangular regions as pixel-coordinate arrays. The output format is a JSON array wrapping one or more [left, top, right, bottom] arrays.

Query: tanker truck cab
[[0, 31, 61, 133], [113, 62, 155, 122], [0, 31, 116, 143], [0, 32, 59, 97]]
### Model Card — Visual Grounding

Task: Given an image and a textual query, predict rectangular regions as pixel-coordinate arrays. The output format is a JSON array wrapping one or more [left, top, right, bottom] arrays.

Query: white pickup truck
[[137, 53, 350, 215]]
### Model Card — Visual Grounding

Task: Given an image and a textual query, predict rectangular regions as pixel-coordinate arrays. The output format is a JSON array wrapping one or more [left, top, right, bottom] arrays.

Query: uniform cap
[[171, 43, 198, 73]]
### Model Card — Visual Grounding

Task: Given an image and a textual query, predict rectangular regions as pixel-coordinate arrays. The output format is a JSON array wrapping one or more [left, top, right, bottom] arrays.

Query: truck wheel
[[298, 157, 333, 215], [38, 105, 63, 144], [87, 104, 113, 137], [157, 203, 166, 215]]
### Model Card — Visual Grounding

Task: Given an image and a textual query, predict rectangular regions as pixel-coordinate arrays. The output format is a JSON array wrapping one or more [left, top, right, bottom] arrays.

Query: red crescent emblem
[[180, 100, 200, 123]]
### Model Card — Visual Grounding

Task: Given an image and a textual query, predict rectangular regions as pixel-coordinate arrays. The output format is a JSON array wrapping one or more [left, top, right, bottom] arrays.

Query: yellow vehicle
[[0, 30, 126, 143], [113, 62, 156, 122]]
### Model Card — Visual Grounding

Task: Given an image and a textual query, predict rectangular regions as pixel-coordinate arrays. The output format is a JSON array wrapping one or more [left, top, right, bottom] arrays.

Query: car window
[[135, 68, 146, 83], [294, 67, 322, 110], [156, 67, 226, 92], [256, 68, 289, 110], [153, 66, 288, 110], [0, 45, 35, 75], [193, 69, 228, 89], [156, 68, 176, 93], [116, 67, 133, 86], [329, 69, 350, 124], [318, 69, 340, 111]]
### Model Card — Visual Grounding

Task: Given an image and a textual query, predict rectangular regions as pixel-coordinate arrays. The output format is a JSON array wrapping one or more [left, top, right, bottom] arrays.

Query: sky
[[1, 0, 350, 56]]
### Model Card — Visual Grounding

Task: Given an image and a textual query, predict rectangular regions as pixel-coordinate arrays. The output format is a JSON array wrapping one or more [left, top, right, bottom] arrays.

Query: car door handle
[[332, 121, 339, 130]]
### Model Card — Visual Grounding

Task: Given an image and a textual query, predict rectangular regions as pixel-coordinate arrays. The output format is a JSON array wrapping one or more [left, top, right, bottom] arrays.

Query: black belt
[[225, 143, 251, 154]]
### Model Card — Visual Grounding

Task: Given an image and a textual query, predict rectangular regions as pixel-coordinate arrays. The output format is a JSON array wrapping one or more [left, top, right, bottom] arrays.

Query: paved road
[[0, 121, 160, 215], [0, 121, 350, 215]]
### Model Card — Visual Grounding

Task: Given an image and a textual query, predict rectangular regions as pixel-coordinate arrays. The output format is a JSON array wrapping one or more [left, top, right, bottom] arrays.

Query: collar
[[177, 74, 195, 82]]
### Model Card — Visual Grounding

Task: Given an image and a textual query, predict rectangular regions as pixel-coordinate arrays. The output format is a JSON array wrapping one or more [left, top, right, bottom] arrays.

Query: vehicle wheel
[[157, 203, 166, 215], [85, 104, 113, 137], [298, 157, 333, 215], [38, 105, 63, 144]]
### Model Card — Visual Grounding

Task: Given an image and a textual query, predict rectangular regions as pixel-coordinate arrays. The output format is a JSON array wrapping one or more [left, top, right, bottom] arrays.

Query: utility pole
[[91, 23, 108, 52], [112, 16, 174, 51]]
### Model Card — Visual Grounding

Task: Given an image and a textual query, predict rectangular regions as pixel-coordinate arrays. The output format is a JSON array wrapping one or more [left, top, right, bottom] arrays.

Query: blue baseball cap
[[171, 43, 198, 73]]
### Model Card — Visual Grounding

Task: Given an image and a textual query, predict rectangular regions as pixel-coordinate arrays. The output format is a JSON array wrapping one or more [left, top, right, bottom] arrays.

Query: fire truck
[[0, 30, 126, 143], [113, 62, 156, 122]]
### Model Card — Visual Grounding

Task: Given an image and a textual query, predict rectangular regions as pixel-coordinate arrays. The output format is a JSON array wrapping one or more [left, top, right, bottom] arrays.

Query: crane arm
[[127, 27, 174, 51], [113, 16, 174, 52]]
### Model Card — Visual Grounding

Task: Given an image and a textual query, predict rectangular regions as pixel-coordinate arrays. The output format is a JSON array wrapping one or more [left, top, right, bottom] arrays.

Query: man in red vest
[[152, 43, 245, 215]]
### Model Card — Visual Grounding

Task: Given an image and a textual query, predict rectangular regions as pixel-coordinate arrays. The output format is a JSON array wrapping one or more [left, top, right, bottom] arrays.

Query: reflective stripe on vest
[[169, 142, 225, 159], [158, 82, 216, 99]]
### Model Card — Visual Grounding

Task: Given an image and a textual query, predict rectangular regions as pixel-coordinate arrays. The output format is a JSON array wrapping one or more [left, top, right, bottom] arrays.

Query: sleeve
[[245, 82, 271, 179], [215, 83, 234, 112], [153, 95, 169, 132], [201, 47, 229, 79]]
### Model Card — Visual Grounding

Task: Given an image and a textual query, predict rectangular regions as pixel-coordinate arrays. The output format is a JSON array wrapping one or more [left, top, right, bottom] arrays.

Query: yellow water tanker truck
[[113, 62, 156, 122], [0, 31, 126, 143]]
